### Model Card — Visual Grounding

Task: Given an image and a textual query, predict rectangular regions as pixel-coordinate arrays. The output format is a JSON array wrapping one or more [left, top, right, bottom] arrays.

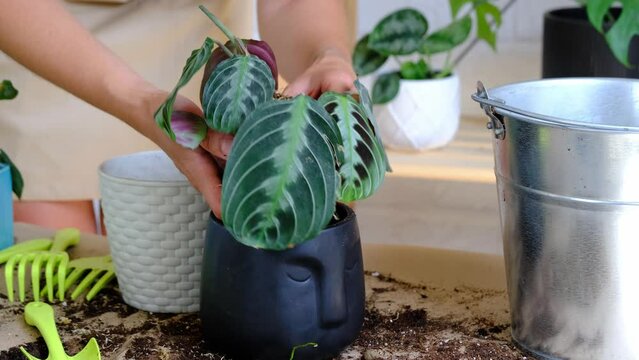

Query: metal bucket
[[472, 78, 639, 360]]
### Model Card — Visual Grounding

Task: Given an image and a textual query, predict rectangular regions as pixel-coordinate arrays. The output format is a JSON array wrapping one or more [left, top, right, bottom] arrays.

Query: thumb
[[200, 130, 234, 159], [283, 76, 313, 98]]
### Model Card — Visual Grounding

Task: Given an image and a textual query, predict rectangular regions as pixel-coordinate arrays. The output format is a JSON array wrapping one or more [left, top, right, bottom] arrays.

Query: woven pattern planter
[[99, 151, 208, 313]]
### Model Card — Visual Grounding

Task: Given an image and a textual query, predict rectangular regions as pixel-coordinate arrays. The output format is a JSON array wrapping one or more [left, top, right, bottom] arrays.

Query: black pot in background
[[542, 8, 639, 78], [200, 203, 365, 360]]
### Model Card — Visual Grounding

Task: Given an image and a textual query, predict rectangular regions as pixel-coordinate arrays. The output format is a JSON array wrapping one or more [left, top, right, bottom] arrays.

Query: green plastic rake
[[2, 228, 117, 303], [4, 228, 79, 302], [42, 255, 115, 301]]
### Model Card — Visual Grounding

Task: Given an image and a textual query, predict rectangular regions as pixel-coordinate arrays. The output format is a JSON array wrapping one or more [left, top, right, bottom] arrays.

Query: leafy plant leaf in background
[[587, 0, 639, 67], [0, 80, 18, 100], [449, 0, 473, 18], [475, 2, 502, 50], [154, 37, 214, 141], [221, 96, 342, 250], [586, 0, 615, 32], [319, 92, 388, 202], [372, 72, 401, 104], [368, 8, 429, 55], [0, 149, 24, 199], [420, 16, 473, 55], [352, 35, 389, 76], [202, 55, 276, 134], [400, 59, 430, 79]]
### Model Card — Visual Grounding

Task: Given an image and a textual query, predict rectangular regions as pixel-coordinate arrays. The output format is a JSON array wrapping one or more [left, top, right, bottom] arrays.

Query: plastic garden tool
[[4, 228, 80, 302], [0, 238, 53, 264], [42, 256, 115, 301], [20, 301, 101, 360]]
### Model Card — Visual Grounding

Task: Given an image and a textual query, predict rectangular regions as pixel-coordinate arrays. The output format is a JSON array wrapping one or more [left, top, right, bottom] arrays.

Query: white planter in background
[[99, 151, 209, 313], [375, 73, 461, 152]]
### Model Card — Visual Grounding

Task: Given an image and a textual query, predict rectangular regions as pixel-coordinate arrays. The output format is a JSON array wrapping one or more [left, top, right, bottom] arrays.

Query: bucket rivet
[[486, 122, 494, 130]]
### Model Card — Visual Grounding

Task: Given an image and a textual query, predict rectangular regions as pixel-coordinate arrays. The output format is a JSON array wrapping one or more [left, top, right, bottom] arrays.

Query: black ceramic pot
[[200, 203, 365, 360], [542, 8, 639, 78]]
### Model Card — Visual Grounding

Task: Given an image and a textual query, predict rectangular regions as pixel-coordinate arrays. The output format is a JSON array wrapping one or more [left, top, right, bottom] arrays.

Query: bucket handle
[[472, 81, 506, 140]]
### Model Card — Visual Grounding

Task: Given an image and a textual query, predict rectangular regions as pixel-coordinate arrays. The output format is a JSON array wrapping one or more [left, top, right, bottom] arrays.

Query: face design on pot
[[280, 234, 363, 330], [201, 206, 366, 358]]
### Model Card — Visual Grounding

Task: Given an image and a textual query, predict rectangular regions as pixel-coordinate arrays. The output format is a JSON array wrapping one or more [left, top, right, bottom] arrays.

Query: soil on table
[[0, 272, 531, 360]]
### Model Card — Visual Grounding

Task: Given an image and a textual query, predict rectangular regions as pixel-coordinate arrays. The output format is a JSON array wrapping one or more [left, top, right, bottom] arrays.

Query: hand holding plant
[[155, 6, 390, 250]]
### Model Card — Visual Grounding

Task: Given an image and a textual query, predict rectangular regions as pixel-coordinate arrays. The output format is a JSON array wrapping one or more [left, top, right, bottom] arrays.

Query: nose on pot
[[320, 271, 348, 327]]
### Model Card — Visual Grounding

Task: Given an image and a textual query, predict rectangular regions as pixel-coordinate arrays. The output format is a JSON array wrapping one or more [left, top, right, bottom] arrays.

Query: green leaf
[[202, 55, 276, 134], [154, 37, 214, 141], [586, 0, 615, 33], [221, 96, 343, 250], [588, 0, 639, 67], [352, 35, 389, 76], [372, 72, 400, 104], [0, 149, 24, 199], [420, 16, 472, 55], [449, 0, 473, 18], [400, 59, 430, 79], [368, 8, 429, 55], [170, 111, 208, 149], [605, 1, 639, 67], [0, 80, 18, 100], [354, 79, 392, 172], [319, 92, 388, 202], [475, 2, 502, 50]]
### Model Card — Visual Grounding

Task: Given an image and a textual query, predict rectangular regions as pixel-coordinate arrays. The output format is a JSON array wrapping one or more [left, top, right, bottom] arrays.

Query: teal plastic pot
[[0, 164, 14, 250]]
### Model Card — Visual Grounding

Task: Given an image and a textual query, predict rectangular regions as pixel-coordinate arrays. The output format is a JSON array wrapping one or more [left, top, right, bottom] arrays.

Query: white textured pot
[[99, 151, 209, 313], [375, 73, 461, 152]]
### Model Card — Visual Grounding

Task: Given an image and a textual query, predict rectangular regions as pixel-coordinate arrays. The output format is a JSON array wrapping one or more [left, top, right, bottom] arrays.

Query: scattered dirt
[[0, 273, 531, 359], [274, 91, 293, 100], [340, 272, 529, 359]]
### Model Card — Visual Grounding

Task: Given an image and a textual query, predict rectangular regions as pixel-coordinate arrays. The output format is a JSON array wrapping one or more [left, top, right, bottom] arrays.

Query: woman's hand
[[283, 48, 356, 98], [143, 92, 231, 219]]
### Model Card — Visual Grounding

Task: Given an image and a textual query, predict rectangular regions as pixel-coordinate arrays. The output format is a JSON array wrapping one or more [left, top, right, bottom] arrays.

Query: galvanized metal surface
[[473, 78, 639, 360]]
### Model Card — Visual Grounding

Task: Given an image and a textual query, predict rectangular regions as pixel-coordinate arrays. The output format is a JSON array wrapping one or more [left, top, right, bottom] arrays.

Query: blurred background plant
[[1, 79, 23, 198], [578, 0, 638, 67], [353, 0, 515, 104]]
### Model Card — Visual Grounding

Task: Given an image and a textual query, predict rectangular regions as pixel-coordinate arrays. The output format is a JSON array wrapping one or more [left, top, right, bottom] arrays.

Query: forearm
[[257, 0, 353, 82], [0, 0, 161, 141]]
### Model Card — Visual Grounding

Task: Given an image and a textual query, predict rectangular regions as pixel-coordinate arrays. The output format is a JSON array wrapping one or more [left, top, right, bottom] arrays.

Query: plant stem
[[392, 56, 403, 68], [437, 51, 454, 78], [212, 40, 234, 57], [199, 5, 248, 55], [451, 0, 518, 68], [289, 342, 318, 360]]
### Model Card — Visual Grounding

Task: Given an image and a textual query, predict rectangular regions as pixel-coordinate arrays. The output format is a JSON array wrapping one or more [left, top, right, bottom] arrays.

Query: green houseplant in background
[[542, 0, 638, 78], [582, 0, 639, 68], [151, 5, 390, 359], [351, 1, 507, 152], [1, 79, 23, 250]]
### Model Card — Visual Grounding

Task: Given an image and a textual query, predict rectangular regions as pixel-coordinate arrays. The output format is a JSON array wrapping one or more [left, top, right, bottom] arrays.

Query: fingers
[[200, 130, 234, 159], [283, 76, 312, 97], [181, 148, 224, 218], [283, 61, 356, 99], [161, 138, 224, 218]]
